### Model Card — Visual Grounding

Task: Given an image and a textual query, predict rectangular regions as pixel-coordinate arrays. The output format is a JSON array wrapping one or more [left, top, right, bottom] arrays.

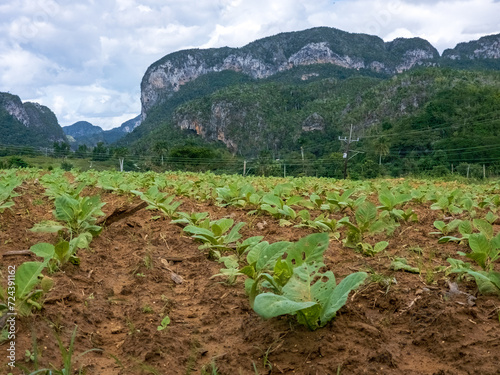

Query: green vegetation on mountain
[[122, 65, 500, 178], [0, 93, 66, 147]]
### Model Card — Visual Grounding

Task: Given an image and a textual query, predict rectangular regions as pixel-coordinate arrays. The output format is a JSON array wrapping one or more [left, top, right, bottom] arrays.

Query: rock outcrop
[[442, 34, 500, 60], [140, 27, 439, 120], [0, 92, 67, 147]]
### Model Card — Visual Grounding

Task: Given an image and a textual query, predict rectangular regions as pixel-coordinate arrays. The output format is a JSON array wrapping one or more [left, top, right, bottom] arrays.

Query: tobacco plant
[[294, 210, 343, 239], [448, 220, 500, 295], [377, 187, 412, 221], [248, 233, 367, 330], [322, 189, 360, 213], [31, 194, 105, 238], [132, 186, 181, 218], [0, 174, 21, 213], [40, 170, 85, 200], [216, 183, 261, 208], [0, 244, 54, 316], [183, 218, 247, 258], [341, 201, 393, 253], [171, 211, 209, 226], [258, 193, 302, 220]]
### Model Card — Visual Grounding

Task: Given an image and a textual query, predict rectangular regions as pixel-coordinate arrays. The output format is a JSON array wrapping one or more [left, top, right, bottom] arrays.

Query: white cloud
[[0, 0, 499, 132]]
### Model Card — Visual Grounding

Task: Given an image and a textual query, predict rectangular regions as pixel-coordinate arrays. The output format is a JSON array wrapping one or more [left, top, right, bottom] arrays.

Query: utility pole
[[339, 124, 359, 179]]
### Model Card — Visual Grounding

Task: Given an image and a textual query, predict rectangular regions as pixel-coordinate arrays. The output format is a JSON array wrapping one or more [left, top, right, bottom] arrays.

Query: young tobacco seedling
[[341, 201, 393, 252], [447, 220, 500, 296], [259, 193, 302, 220], [31, 194, 105, 238], [430, 190, 463, 215], [183, 218, 247, 258], [157, 315, 171, 331], [322, 189, 364, 213], [0, 247, 54, 316], [132, 186, 181, 218], [294, 210, 342, 239], [252, 233, 367, 330], [216, 183, 261, 207], [377, 187, 412, 221], [447, 258, 500, 296], [430, 219, 462, 237], [171, 211, 209, 226], [0, 174, 21, 213]]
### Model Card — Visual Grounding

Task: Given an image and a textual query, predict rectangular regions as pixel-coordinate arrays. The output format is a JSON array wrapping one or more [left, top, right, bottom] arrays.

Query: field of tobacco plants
[[1, 168, 499, 374]]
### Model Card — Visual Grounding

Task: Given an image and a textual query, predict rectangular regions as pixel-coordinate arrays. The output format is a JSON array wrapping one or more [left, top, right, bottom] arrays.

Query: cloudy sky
[[1, 0, 499, 130]]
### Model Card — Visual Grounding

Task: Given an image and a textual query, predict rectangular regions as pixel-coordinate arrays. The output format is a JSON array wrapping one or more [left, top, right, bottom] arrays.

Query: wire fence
[[1, 142, 499, 180]]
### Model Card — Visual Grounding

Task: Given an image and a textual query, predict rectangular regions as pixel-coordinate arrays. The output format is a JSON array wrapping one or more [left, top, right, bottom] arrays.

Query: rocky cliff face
[[130, 27, 500, 156], [140, 27, 439, 120], [0, 92, 66, 146], [1, 93, 31, 127], [442, 34, 500, 60]]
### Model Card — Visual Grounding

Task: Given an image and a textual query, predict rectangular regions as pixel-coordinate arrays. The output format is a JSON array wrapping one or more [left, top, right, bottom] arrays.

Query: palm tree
[[113, 147, 129, 172], [373, 137, 390, 165]]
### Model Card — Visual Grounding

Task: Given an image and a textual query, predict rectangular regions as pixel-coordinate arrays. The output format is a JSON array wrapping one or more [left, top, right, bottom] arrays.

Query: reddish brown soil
[[1, 180, 500, 375]]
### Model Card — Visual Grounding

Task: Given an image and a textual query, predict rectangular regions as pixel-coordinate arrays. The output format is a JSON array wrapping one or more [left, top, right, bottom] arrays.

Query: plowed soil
[[1, 179, 499, 375]]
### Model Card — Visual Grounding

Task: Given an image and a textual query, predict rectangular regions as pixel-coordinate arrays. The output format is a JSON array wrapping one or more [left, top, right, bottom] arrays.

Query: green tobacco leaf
[[16, 261, 48, 300], [212, 218, 234, 236], [240, 265, 256, 279], [286, 196, 303, 206], [30, 221, 66, 233], [246, 241, 269, 265], [280, 205, 296, 219], [184, 225, 215, 237], [30, 243, 55, 260], [240, 236, 264, 248], [433, 221, 446, 232], [70, 232, 93, 250], [462, 270, 500, 296], [285, 233, 328, 270], [319, 272, 367, 326], [54, 241, 71, 263], [310, 271, 336, 307], [282, 263, 317, 303], [54, 195, 78, 223], [438, 236, 462, 244], [253, 293, 317, 320], [473, 219, 493, 240], [390, 258, 419, 273], [355, 201, 377, 227], [262, 194, 282, 208], [157, 315, 170, 331], [226, 222, 245, 243], [255, 241, 290, 272], [467, 233, 490, 269], [273, 259, 293, 288], [459, 220, 473, 235], [80, 195, 105, 223], [485, 211, 498, 224], [373, 241, 389, 253], [378, 189, 395, 210]]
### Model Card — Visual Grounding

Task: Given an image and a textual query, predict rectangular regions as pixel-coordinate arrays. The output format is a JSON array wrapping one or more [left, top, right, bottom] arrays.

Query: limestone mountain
[[139, 27, 439, 120], [63, 115, 141, 148], [443, 33, 500, 60], [63, 121, 103, 138], [0, 92, 67, 147], [119, 27, 500, 159]]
